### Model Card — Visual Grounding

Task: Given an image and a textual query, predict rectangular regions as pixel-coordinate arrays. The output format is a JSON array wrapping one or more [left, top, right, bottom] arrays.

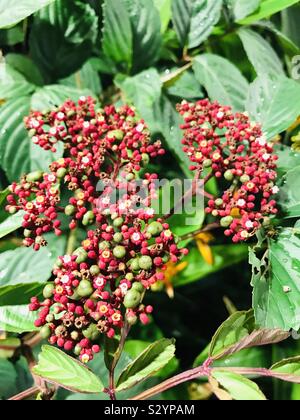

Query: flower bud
[[43, 283, 55, 299], [220, 216, 234, 228], [90, 265, 100, 276], [147, 221, 163, 237], [77, 280, 93, 298], [26, 171, 43, 183], [65, 204, 76, 216], [113, 246, 126, 259], [124, 289, 142, 309], [139, 255, 153, 270], [40, 325, 52, 339], [131, 282, 144, 293], [73, 247, 88, 264], [82, 324, 101, 341]]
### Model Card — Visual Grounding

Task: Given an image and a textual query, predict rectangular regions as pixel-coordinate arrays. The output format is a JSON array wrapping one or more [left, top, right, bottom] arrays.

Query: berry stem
[[108, 320, 131, 400]]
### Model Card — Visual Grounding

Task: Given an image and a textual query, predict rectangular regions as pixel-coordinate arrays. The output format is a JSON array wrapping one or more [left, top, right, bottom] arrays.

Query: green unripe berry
[[113, 232, 123, 243], [43, 284, 55, 299], [127, 313, 138, 326], [77, 280, 93, 298], [82, 324, 101, 341], [162, 254, 170, 264], [113, 246, 126, 259], [125, 273, 134, 281], [65, 204, 76, 216], [26, 171, 43, 183], [40, 325, 51, 339], [212, 210, 219, 217], [203, 159, 212, 168], [82, 210, 95, 226], [124, 289, 142, 309], [240, 174, 250, 183], [220, 216, 234, 228], [132, 282, 144, 293], [57, 168, 67, 179], [224, 170, 234, 182], [129, 258, 140, 272], [139, 256, 153, 270], [90, 265, 100, 276], [99, 241, 110, 251], [147, 222, 163, 237], [73, 247, 88, 264], [74, 345, 82, 356], [141, 153, 150, 166], [126, 173, 135, 181], [113, 217, 124, 228], [28, 129, 36, 137], [215, 198, 223, 207], [55, 258, 63, 268], [107, 130, 124, 141]]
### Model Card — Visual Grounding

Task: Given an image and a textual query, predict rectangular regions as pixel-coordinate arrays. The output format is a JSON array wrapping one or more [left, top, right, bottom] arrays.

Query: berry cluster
[[12, 97, 187, 362], [178, 99, 278, 242], [6, 97, 164, 250], [30, 218, 186, 362]]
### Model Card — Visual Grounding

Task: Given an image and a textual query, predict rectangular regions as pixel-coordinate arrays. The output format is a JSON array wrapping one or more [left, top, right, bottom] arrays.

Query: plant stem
[[9, 386, 40, 401], [130, 359, 213, 400], [108, 320, 131, 400]]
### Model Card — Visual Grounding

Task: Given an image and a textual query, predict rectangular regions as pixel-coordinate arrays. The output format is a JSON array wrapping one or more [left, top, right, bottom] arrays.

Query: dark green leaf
[[33, 345, 104, 393], [30, 0, 98, 81], [59, 60, 102, 96], [6, 53, 44, 86], [0, 211, 25, 239], [102, 0, 133, 71], [0, 359, 17, 399], [279, 166, 300, 218], [172, 0, 222, 48]]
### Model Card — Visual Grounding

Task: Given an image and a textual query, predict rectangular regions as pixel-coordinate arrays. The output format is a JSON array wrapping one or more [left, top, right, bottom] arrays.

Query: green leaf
[[282, 4, 300, 49], [102, 0, 133, 71], [0, 26, 25, 46], [275, 144, 300, 177], [0, 97, 62, 181], [251, 229, 300, 331], [0, 359, 17, 399], [193, 54, 249, 112], [33, 345, 104, 393], [0, 61, 35, 101], [279, 166, 300, 218], [116, 338, 176, 391], [0, 237, 65, 287], [0, 211, 25, 239], [239, 0, 300, 25], [166, 69, 204, 99], [0, 0, 56, 28], [0, 283, 44, 306], [212, 370, 267, 400], [59, 60, 102, 96], [6, 53, 44, 86], [0, 305, 38, 333], [31, 85, 94, 111], [226, 0, 260, 21], [173, 245, 249, 287], [246, 75, 300, 140], [238, 28, 284, 78], [172, 0, 222, 48], [30, 0, 98, 81], [255, 21, 300, 57], [209, 310, 255, 359], [271, 357, 300, 383], [153, 0, 172, 33], [125, 0, 162, 73]]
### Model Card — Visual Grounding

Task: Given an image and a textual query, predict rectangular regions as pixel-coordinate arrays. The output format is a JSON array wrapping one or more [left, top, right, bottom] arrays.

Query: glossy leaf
[[226, 0, 260, 21], [238, 28, 284, 78], [239, 0, 300, 25], [246, 75, 300, 140], [0, 305, 38, 333], [251, 230, 300, 331], [193, 54, 249, 112], [0, 211, 25, 239], [0, 0, 55, 28], [279, 166, 300, 218], [33, 346, 104, 393], [0, 359, 17, 399], [30, 0, 98, 81]]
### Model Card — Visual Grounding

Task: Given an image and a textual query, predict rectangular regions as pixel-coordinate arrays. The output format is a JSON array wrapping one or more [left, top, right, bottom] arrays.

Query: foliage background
[[1, 0, 300, 400]]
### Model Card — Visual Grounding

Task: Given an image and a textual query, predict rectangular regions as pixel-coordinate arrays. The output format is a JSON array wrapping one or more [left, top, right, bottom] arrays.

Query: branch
[[9, 386, 40, 401]]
